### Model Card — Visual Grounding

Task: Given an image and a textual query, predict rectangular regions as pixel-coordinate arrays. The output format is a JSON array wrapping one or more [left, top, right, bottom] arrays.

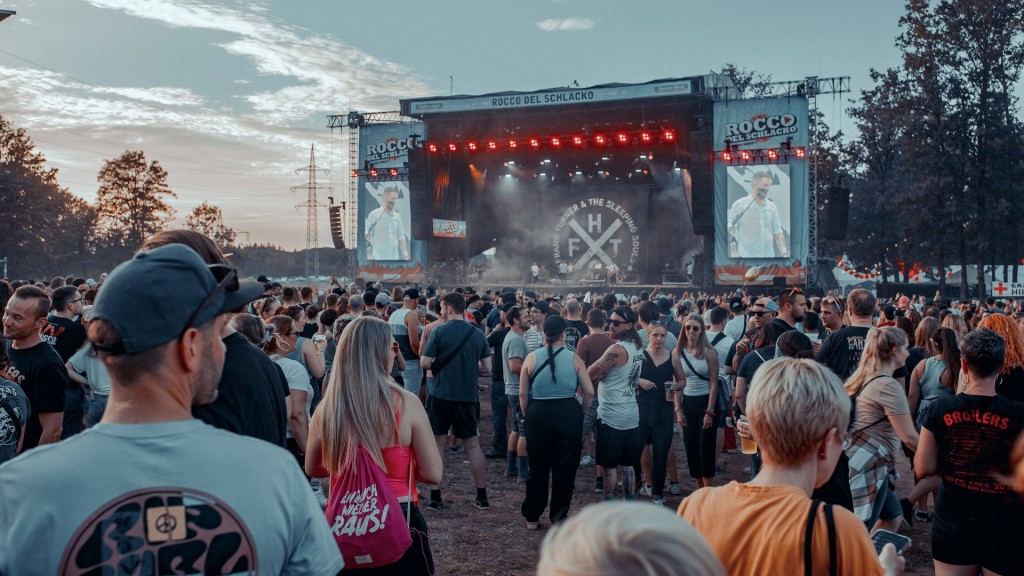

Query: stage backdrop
[[713, 96, 809, 286], [356, 122, 426, 281]]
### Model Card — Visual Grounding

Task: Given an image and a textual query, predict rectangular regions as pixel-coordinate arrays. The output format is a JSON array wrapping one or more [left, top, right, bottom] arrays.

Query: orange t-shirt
[[677, 482, 883, 576]]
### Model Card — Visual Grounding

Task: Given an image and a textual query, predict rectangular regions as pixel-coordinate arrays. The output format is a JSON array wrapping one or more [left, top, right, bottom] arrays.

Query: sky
[[0, 0, 908, 251]]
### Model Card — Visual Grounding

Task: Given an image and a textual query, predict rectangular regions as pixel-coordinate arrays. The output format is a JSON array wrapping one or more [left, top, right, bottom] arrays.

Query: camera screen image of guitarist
[[726, 166, 791, 259], [364, 185, 411, 261]]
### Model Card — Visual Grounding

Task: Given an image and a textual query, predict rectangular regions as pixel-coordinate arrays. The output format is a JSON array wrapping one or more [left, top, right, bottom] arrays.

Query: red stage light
[[640, 131, 652, 143], [528, 137, 541, 149], [766, 149, 779, 160], [508, 139, 518, 149], [389, 168, 399, 177], [448, 143, 458, 152], [351, 169, 359, 177], [794, 147, 806, 158], [550, 137, 562, 148], [662, 130, 675, 142], [739, 150, 751, 161], [594, 134, 608, 146], [427, 143, 439, 153], [721, 151, 733, 162], [467, 142, 478, 152], [370, 169, 379, 178], [572, 135, 584, 147], [616, 132, 630, 144], [487, 141, 498, 151]]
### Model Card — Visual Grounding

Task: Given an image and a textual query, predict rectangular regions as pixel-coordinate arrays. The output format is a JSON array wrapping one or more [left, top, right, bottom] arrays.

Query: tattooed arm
[[588, 344, 625, 383]]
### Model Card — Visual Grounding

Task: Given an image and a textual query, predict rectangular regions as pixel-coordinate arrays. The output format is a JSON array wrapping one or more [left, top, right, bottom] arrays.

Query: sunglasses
[[753, 311, 768, 317], [823, 296, 844, 314], [780, 287, 803, 306], [609, 319, 626, 327], [183, 265, 239, 333], [684, 326, 701, 332]]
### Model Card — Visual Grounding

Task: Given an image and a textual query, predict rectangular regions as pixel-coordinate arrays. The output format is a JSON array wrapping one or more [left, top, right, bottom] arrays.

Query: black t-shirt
[[1, 340, 68, 451], [300, 322, 318, 339], [816, 326, 872, 380], [996, 366, 1024, 403], [486, 327, 510, 383], [423, 320, 491, 402], [565, 319, 588, 353], [770, 318, 796, 334], [638, 350, 675, 404], [737, 346, 775, 382], [41, 315, 87, 363], [921, 393, 1024, 516], [192, 332, 290, 448]]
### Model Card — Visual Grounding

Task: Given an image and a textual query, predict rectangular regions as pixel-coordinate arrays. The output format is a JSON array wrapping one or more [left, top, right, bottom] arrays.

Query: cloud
[[536, 18, 595, 32]]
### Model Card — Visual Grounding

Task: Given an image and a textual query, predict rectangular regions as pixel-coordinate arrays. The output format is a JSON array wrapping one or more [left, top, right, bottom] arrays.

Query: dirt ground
[[419, 377, 935, 576]]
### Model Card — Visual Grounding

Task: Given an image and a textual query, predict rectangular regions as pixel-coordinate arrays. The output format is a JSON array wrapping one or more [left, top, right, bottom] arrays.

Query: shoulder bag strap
[[430, 324, 476, 374], [0, 396, 21, 442], [824, 503, 837, 576], [680, 350, 710, 381], [804, 499, 823, 576], [711, 332, 727, 346], [849, 375, 891, 435], [529, 347, 565, 385]]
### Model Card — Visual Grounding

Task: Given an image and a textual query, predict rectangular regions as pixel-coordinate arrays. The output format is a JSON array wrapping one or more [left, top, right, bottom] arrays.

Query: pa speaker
[[689, 130, 714, 236], [328, 205, 345, 249], [408, 148, 433, 240], [824, 187, 850, 240]]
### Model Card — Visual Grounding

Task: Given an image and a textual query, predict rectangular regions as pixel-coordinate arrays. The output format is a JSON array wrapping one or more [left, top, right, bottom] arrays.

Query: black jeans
[[490, 378, 508, 453], [682, 393, 719, 478], [635, 401, 675, 497], [522, 398, 583, 523], [61, 386, 86, 439]]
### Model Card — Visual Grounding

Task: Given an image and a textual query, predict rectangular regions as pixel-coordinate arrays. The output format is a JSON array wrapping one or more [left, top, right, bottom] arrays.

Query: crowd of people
[[2, 232, 1024, 575]]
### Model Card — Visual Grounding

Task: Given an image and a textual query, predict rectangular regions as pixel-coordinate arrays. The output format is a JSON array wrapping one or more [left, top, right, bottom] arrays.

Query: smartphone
[[871, 529, 911, 555]]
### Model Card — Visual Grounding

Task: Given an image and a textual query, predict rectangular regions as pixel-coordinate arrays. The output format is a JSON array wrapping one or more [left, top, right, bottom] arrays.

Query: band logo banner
[[433, 219, 467, 238]]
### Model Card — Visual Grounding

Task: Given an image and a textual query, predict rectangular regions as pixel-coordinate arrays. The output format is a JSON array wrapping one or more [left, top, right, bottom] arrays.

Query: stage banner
[[356, 122, 426, 282], [432, 219, 467, 238], [712, 97, 809, 286]]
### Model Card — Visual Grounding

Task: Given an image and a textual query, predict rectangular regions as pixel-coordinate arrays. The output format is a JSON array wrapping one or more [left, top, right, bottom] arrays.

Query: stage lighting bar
[[350, 167, 409, 182], [423, 129, 678, 153], [715, 146, 807, 164]]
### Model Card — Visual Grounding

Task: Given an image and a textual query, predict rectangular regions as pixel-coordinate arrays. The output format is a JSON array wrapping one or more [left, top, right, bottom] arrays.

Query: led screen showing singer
[[364, 185, 411, 261], [726, 166, 791, 259]]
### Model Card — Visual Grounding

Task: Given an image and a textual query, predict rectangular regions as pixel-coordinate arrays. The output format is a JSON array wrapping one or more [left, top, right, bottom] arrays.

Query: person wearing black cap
[[519, 315, 595, 529], [0, 244, 343, 574], [587, 306, 645, 500]]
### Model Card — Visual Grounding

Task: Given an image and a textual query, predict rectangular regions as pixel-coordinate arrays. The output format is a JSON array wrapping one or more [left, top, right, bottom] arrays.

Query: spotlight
[[616, 132, 630, 145], [370, 168, 379, 178], [529, 137, 541, 149], [572, 135, 585, 147], [508, 139, 519, 150], [487, 141, 498, 151], [389, 168, 399, 178], [662, 130, 676, 142], [639, 131, 652, 144], [766, 149, 779, 160], [448, 143, 458, 152], [427, 143, 439, 153], [550, 137, 562, 148], [467, 142, 478, 152], [594, 134, 608, 146], [721, 151, 733, 162], [351, 169, 359, 177], [739, 150, 751, 162], [794, 147, 806, 158]]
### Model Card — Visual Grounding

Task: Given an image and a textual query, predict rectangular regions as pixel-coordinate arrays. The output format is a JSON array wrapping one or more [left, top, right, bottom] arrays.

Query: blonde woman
[[306, 316, 442, 574], [844, 326, 919, 532], [679, 359, 903, 576], [538, 501, 725, 576], [673, 312, 719, 488]]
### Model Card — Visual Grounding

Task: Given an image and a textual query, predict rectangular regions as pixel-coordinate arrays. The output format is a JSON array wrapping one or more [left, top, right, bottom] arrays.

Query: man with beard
[[816, 289, 876, 380], [0, 244, 342, 574], [771, 287, 806, 334]]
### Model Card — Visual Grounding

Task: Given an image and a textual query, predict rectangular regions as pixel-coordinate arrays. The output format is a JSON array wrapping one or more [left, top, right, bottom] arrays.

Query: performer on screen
[[364, 187, 410, 260], [727, 171, 790, 259]]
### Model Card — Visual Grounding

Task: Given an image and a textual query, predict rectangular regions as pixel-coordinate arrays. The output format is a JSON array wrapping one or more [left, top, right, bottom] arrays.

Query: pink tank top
[[381, 404, 417, 504]]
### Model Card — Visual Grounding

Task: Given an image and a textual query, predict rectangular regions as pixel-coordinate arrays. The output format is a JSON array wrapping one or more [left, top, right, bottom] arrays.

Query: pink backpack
[[325, 446, 412, 568]]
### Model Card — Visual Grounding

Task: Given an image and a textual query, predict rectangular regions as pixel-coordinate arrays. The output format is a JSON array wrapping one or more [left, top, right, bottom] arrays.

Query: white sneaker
[[310, 480, 328, 509], [638, 484, 652, 498], [652, 498, 666, 507], [579, 455, 595, 466], [669, 483, 681, 496]]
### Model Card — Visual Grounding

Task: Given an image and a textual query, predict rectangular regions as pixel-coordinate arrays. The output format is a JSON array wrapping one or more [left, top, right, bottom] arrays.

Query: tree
[[186, 201, 236, 247], [713, 64, 775, 98], [94, 150, 176, 251]]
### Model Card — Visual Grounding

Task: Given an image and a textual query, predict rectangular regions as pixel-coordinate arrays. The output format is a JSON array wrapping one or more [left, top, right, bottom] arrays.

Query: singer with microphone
[[364, 187, 410, 260], [727, 171, 789, 259]]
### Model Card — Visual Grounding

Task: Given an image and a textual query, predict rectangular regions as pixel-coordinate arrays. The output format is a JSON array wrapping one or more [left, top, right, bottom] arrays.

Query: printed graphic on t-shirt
[[939, 408, 1018, 495], [844, 334, 867, 378], [0, 383, 24, 448], [60, 487, 258, 575]]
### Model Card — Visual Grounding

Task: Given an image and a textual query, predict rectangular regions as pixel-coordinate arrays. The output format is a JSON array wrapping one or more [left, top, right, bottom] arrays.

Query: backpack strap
[[804, 499, 822, 576], [711, 332, 727, 346], [824, 502, 837, 576]]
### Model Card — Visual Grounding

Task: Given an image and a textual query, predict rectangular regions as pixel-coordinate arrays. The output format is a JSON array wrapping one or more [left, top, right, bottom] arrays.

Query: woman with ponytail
[[845, 326, 920, 532], [519, 315, 595, 530]]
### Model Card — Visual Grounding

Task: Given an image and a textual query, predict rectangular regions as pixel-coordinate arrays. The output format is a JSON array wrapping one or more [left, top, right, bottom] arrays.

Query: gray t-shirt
[[68, 343, 112, 396], [0, 378, 30, 465], [0, 420, 344, 575], [423, 319, 491, 403], [597, 340, 644, 430], [502, 330, 528, 396]]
